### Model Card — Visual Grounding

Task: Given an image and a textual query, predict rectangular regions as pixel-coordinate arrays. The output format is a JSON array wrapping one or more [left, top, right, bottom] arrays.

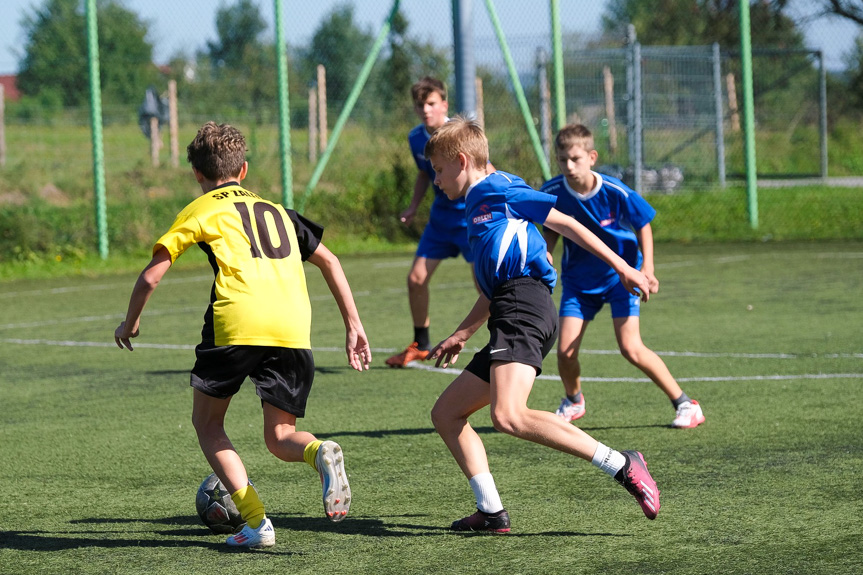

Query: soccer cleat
[[671, 400, 705, 429], [450, 508, 511, 534], [385, 342, 430, 368], [316, 440, 351, 522], [555, 395, 586, 422], [225, 517, 275, 548], [615, 451, 660, 520]]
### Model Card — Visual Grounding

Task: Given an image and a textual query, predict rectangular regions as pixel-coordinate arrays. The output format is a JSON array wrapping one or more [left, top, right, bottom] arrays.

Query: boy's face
[[430, 152, 467, 200], [415, 91, 448, 131], [556, 143, 598, 192]]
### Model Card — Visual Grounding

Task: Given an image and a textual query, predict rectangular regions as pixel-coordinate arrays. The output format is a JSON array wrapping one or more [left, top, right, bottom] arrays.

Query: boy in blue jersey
[[386, 77, 492, 367], [543, 124, 705, 429], [425, 117, 660, 532], [114, 122, 372, 548]]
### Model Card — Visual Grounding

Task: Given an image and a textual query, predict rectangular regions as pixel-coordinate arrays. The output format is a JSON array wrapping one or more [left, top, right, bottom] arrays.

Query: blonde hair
[[186, 122, 247, 181], [555, 123, 595, 153], [424, 115, 489, 167]]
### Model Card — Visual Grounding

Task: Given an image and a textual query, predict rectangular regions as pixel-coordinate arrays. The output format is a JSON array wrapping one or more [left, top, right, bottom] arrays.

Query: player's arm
[[635, 223, 659, 294], [543, 226, 561, 266], [429, 293, 491, 368], [115, 247, 173, 351], [543, 207, 650, 302], [400, 171, 430, 226], [306, 243, 372, 371]]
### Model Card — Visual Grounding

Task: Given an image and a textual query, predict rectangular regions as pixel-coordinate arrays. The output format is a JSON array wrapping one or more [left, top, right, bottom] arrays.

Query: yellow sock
[[231, 484, 265, 529], [303, 440, 323, 472]]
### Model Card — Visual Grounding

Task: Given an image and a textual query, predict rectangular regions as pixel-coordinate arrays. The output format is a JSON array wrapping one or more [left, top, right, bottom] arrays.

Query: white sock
[[591, 443, 626, 478], [469, 472, 504, 514]]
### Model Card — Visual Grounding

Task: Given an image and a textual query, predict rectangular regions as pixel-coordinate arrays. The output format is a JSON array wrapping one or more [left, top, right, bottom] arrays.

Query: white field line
[[2, 338, 861, 385], [2, 250, 860, 300]]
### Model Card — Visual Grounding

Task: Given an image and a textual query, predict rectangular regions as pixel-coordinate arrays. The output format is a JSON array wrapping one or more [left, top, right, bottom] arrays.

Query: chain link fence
[[0, 0, 848, 259]]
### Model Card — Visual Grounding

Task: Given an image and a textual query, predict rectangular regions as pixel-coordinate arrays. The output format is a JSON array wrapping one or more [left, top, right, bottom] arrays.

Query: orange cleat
[[385, 342, 430, 368]]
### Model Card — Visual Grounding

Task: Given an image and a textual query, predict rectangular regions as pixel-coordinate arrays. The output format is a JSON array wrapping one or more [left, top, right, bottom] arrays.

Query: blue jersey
[[409, 123, 466, 216], [465, 171, 558, 299], [541, 172, 655, 294]]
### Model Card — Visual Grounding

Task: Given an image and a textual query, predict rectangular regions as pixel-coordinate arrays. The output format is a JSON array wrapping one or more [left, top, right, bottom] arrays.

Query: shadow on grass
[[0, 512, 626, 550], [325, 423, 667, 439]]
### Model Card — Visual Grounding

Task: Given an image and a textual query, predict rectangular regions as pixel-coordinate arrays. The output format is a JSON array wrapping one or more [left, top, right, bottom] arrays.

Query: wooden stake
[[726, 72, 740, 132], [168, 80, 179, 168], [309, 85, 318, 163], [317, 64, 327, 153], [603, 66, 617, 153]]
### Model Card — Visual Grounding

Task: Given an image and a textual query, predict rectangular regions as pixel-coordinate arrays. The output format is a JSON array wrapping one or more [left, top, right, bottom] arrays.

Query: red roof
[[0, 75, 21, 101]]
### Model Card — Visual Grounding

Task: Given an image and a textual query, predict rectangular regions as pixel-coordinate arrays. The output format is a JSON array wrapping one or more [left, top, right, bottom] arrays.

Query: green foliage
[[17, 0, 158, 108], [601, 0, 806, 50]]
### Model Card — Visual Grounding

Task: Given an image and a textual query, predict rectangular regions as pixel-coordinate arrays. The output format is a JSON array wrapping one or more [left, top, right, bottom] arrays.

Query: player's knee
[[489, 407, 524, 436], [407, 270, 429, 290], [619, 342, 647, 365]]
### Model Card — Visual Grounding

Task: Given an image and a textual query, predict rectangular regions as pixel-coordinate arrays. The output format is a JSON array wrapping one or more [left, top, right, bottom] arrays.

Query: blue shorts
[[559, 281, 641, 321], [415, 209, 473, 263]]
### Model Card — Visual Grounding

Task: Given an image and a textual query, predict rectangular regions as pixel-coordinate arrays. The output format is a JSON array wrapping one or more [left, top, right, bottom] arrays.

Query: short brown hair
[[555, 124, 594, 153], [186, 122, 247, 181], [424, 115, 488, 168], [411, 76, 447, 106]]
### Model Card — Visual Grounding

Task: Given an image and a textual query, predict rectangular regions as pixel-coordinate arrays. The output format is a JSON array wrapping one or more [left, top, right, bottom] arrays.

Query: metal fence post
[[819, 51, 828, 180], [713, 43, 727, 188], [452, 0, 477, 116]]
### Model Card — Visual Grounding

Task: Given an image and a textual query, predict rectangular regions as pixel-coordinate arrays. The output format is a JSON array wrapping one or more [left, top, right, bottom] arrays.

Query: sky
[[0, 0, 859, 77]]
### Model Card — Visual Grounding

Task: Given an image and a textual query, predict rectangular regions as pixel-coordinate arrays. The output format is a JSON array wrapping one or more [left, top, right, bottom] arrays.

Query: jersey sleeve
[[621, 191, 657, 230], [153, 214, 202, 263], [287, 209, 324, 261], [508, 184, 557, 225]]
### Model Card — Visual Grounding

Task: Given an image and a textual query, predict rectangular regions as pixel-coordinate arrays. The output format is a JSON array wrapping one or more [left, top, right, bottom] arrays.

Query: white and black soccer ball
[[195, 473, 245, 534]]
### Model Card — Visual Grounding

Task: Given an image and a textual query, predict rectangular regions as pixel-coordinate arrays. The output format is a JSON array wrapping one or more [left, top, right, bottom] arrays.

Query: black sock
[[414, 326, 430, 350], [672, 392, 691, 409], [566, 392, 583, 403]]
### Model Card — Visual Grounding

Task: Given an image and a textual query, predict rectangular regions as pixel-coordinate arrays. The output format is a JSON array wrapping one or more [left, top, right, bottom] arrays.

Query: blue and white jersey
[[465, 171, 558, 299], [408, 123, 466, 216], [541, 171, 655, 294]]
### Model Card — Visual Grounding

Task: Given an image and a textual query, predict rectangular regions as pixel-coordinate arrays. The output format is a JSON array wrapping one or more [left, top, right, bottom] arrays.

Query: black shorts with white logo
[[465, 277, 559, 383], [190, 344, 315, 417]]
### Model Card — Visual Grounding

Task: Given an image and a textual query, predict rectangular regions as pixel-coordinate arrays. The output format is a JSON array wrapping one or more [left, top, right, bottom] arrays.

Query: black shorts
[[465, 277, 559, 383], [190, 344, 315, 417]]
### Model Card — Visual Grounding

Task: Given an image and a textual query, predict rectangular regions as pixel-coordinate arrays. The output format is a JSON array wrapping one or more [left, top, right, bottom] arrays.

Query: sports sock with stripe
[[591, 442, 626, 477]]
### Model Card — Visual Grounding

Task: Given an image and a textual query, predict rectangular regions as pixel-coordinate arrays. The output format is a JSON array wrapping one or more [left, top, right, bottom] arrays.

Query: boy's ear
[[589, 149, 599, 165], [192, 167, 205, 183], [237, 161, 248, 181], [458, 151, 469, 170]]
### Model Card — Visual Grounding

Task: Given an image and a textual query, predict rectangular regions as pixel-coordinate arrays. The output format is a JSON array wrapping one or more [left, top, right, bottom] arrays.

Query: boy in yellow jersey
[[114, 122, 371, 548]]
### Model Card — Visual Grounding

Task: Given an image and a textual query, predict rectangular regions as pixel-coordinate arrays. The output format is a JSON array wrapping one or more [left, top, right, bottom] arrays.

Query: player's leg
[[431, 370, 511, 532], [254, 348, 352, 522], [613, 315, 705, 428], [193, 389, 274, 547], [385, 256, 443, 366], [490, 360, 660, 520], [555, 315, 589, 421], [490, 361, 598, 458]]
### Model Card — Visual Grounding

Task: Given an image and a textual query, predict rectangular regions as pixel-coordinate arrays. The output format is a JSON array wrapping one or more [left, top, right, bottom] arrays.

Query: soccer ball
[[195, 473, 245, 534]]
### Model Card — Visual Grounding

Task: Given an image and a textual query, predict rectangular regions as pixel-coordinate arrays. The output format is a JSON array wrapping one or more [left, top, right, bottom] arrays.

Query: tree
[[819, 0, 863, 25], [601, 0, 806, 49], [17, 0, 157, 108], [299, 5, 375, 107], [206, 0, 267, 69]]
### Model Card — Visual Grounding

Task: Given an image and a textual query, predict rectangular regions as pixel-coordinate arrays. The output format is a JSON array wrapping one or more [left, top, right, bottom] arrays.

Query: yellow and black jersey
[[155, 182, 323, 348]]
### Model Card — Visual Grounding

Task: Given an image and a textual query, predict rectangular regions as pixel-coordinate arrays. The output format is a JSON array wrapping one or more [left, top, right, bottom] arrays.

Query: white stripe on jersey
[[496, 204, 529, 274]]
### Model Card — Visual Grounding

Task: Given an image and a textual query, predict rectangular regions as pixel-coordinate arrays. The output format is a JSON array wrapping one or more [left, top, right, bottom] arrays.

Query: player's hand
[[346, 328, 372, 371], [429, 334, 466, 368], [546, 251, 554, 266], [399, 207, 417, 226], [645, 271, 660, 294], [114, 321, 139, 351], [619, 267, 650, 303]]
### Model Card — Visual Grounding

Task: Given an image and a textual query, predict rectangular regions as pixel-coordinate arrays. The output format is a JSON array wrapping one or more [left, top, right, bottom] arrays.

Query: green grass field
[[1, 241, 862, 574]]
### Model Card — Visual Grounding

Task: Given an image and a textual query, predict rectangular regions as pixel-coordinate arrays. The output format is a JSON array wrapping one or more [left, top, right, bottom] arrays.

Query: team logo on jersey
[[599, 212, 616, 227], [473, 204, 493, 224]]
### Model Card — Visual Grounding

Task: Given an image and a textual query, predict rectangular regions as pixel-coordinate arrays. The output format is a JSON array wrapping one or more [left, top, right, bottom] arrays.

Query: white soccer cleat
[[225, 517, 275, 548], [671, 400, 705, 429], [316, 440, 351, 522], [555, 396, 586, 422]]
